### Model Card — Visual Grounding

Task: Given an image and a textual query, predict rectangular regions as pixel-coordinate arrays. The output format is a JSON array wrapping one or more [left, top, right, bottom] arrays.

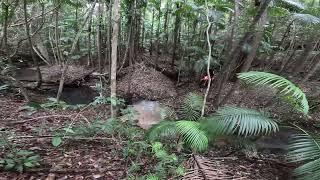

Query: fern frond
[[203, 106, 278, 137], [238, 71, 309, 115], [176, 121, 208, 152], [288, 133, 320, 180], [180, 93, 204, 121], [146, 121, 177, 141]]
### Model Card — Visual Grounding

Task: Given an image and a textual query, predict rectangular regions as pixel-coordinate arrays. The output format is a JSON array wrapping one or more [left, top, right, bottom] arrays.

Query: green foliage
[[0, 150, 40, 172], [0, 84, 9, 91], [52, 136, 62, 147], [147, 121, 177, 141], [176, 121, 208, 152], [180, 92, 203, 121], [292, 13, 320, 25], [238, 71, 309, 115], [288, 132, 320, 180], [203, 106, 279, 137]]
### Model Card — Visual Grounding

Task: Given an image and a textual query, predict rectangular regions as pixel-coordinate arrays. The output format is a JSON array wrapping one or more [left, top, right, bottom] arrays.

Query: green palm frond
[[180, 93, 204, 121], [159, 106, 176, 120], [176, 121, 208, 152], [146, 121, 177, 141], [288, 133, 320, 180], [292, 13, 320, 25], [203, 106, 279, 137], [238, 71, 309, 115], [279, 0, 305, 10]]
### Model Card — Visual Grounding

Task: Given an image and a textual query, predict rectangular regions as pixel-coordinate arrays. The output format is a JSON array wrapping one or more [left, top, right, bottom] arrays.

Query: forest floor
[[1, 54, 320, 179]]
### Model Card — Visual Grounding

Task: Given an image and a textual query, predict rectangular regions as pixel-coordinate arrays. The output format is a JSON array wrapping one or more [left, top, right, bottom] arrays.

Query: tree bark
[[97, 1, 102, 73], [172, 3, 181, 67], [155, 0, 162, 67], [291, 39, 319, 76], [56, 1, 97, 101], [213, 0, 272, 106], [149, 8, 155, 55], [220, 5, 267, 105], [302, 53, 320, 82], [24, 0, 42, 88], [110, 0, 120, 117]]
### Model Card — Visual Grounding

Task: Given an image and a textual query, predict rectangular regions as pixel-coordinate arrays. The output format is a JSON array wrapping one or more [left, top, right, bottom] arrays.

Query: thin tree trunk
[[149, 8, 155, 55], [163, 1, 169, 55], [87, 16, 93, 66], [56, 1, 97, 101], [201, 0, 213, 117], [97, 1, 102, 73], [1, 3, 9, 50], [292, 39, 319, 76], [54, 0, 62, 64], [24, 0, 42, 88], [110, 0, 120, 117], [155, 0, 162, 67], [75, 0, 80, 51], [172, 3, 181, 67], [302, 53, 320, 82]]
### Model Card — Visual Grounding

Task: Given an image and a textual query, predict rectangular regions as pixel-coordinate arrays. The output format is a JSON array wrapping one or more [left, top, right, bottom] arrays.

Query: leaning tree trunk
[[219, 5, 267, 105], [24, 0, 42, 88], [302, 53, 320, 82], [56, 1, 97, 101], [291, 39, 319, 76], [213, 0, 272, 107], [110, 0, 120, 118]]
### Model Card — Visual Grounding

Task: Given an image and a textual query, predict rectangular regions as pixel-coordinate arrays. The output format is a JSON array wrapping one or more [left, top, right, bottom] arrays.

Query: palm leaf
[[180, 93, 204, 121], [279, 0, 305, 10], [159, 106, 176, 120], [238, 71, 309, 115], [146, 121, 177, 141], [292, 13, 320, 25], [176, 121, 208, 152], [202, 106, 279, 137], [288, 133, 320, 180]]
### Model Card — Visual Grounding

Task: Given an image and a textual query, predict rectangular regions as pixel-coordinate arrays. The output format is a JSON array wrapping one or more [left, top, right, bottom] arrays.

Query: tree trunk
[[163, 1, 169, 55], [155, 0, 162, 67], [24, 0, 42, 88], [97, 1, 102, 73], [302, 53, 320, 82], [87, 15, 93, 66], [75, 0, 80, 51], [149, 8, 155, 55], [291, 39, 319, 76], [56, 1, 97, 101], [172, 3, 181, 67], [213, 0, 271, 106], [220, 5, 267, 105], [1, 3, 9, 50], [110, 0, 120, 117]]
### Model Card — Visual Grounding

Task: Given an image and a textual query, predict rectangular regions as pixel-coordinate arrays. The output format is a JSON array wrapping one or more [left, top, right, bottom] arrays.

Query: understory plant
[[147, 71, 311, 178], [0, 132, 40, 172]]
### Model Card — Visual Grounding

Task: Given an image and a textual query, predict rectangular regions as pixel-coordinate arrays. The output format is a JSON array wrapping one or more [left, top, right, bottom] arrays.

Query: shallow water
[[132, 100, 162, 129]]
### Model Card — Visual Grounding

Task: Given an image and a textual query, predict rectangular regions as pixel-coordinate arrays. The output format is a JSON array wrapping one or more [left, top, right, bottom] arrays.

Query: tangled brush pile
[[118, 63, 177, 101]]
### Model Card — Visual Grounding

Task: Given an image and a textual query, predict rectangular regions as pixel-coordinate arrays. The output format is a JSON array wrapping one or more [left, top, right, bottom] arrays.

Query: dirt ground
[[1, 54, 320, 179]]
